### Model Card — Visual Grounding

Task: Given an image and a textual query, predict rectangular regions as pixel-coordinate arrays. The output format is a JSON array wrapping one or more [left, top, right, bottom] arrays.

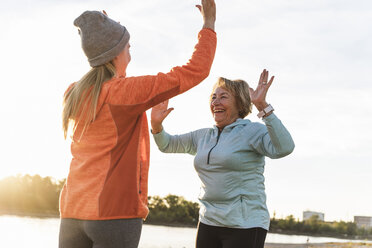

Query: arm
[[153, 129, 198, 155], [107, 0, 217, 111], [151, 100, 198, 155], [250, 114, 295, 158], [248, 69, 295, 158]]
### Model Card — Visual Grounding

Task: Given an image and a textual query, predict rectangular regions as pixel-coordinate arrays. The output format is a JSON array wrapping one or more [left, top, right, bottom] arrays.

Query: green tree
[[146, 194, 199, 226], [0, 174, 63, 215]]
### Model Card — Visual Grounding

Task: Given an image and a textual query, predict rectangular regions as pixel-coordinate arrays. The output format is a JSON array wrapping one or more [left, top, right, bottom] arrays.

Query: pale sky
[[0, 0, 371, 222]]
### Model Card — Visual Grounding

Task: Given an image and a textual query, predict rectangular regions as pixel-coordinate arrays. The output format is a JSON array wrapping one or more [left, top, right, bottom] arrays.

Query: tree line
[[147, 194, 199, 227], [270, 214, 372, 240], [0, 174, 64, 216], [0, 174, 371, 240]]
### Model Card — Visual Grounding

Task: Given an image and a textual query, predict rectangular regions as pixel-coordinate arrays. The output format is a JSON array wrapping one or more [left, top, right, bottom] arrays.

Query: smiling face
[[210, 87, 240, 130]]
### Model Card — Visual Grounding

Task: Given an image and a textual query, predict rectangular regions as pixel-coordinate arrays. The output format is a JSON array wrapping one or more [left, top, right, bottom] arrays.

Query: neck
[[114, 70, 126, 78], [113, 61, 128, 78], [114, 73, 126, 78], [216, 124, 225, 131], [215, 118, 239, 131]]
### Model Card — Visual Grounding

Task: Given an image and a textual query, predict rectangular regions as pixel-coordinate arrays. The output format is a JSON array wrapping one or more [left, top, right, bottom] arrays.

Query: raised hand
[[196, 0, 216, 30], [248, 69, 274, 112], [151, 100, 174, 134]]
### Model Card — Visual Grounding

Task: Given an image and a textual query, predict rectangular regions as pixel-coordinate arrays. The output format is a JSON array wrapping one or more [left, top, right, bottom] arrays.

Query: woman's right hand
[[196, 0, 216, 31], [151, 100, 174, 134], [248, 69, 275, 116]]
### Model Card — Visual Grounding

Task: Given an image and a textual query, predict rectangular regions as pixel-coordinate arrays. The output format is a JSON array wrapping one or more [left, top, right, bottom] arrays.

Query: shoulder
[[191, 127, 214, 139], [192, 127, 212, 135], [235, 118, 264, 129], [238, 119, 267, 134]]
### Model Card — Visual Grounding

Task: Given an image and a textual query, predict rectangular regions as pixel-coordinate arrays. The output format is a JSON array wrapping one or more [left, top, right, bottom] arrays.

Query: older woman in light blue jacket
[[150, 69, 295, 248]]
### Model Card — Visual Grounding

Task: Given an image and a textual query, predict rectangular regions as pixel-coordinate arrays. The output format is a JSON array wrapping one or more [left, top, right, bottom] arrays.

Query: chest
[[194, 127, 263, 172]]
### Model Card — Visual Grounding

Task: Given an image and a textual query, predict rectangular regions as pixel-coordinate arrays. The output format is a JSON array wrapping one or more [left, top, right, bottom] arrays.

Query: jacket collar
[[212, 118, 251, 132]]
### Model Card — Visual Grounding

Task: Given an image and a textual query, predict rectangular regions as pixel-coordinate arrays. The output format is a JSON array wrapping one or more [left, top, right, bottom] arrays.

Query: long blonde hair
[[62, 62, 116, 139]]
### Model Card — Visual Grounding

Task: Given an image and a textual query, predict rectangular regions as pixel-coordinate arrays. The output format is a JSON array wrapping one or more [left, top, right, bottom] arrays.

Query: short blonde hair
[[210, 77, 252, 118]]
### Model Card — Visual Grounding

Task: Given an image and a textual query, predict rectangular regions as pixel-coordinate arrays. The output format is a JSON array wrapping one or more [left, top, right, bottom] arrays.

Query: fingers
[[263, 69, 269, 83], [200, 0, 216, 30], [250, 70, 274, 109], [259, 70, 265, 84], [259, 69, 268, 83], [259, 69, 274, 86], [152, 101, 168, 113], [164, 108, 174, 119], [267, 76, 275, 88], [196, 0, 216, 21], [152, 101, 173, 115]]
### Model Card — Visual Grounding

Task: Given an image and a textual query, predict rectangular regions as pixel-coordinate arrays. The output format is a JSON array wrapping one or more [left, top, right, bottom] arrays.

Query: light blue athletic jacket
[[152, 113, 295, 230]]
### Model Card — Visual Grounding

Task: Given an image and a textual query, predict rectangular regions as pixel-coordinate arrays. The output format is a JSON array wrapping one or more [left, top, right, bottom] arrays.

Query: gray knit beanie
[[74, 10, 130, 67]]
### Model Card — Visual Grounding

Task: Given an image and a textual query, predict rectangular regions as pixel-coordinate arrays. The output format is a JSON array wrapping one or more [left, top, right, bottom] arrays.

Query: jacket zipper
[[207, 130, 221, 164], [139, 161, 142, 194]]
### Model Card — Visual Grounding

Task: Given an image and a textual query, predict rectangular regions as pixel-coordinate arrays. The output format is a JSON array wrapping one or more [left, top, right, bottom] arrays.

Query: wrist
[[203, 20, 215, 31], [257, 104, 274, 119], [263, 110, 274, 118], [151, 124, 163, 134], [255, 102, 269, 112]]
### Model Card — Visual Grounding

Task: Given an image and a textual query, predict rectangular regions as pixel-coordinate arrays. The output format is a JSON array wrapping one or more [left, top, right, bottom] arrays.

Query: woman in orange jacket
[[59, 1, 216, 247]]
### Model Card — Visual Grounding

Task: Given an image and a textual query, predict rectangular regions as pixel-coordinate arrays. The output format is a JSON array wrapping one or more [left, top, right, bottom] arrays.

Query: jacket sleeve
[[249, 113, 295, 159], [152, 128, 200, 155], [106, 29, 217, 112]]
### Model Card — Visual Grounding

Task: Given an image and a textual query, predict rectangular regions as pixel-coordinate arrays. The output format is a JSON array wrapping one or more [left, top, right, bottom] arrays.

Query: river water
[[0, 215, 371, 247]]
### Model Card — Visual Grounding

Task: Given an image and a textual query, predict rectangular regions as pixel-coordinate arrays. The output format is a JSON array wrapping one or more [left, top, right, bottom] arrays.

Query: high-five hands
[[248, 69, 274, 113], [196, 0, 216, 30], [151, 100, 174, 134]]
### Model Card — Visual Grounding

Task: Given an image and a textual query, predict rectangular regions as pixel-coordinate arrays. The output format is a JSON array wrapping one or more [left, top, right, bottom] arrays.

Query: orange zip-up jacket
[[60, 28, 217, 220]]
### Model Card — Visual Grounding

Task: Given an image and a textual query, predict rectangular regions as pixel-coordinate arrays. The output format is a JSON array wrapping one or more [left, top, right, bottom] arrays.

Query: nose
[[212, 98, 220, 106]]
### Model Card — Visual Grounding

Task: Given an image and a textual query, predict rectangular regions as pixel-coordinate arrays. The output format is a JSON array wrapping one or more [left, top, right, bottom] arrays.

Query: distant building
[[303, 211, 325, 221], [354, 216, 372, 228]]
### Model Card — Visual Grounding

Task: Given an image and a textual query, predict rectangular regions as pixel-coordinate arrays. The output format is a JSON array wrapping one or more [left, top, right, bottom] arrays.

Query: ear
[[111, 54, 120, 72], [112, 54, 119, 64]]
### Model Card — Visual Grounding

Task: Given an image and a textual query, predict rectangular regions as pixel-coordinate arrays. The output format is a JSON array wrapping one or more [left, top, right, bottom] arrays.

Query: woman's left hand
[[248, 69, 274, 111], [151, 100, 174, 134]]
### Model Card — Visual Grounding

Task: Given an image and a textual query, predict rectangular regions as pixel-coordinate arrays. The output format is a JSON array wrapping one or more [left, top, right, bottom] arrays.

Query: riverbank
[[269, 229, 372, 242], [0, 210, 59, 219], [265, 243, 372, 248], [142, 221, 372, 242], [1, 215, 372, 248], [2, 211, 372, 244]]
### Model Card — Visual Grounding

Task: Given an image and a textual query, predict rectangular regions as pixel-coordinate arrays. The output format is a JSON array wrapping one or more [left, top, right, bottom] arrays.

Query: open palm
[[249, 69, 274, 111], [151, 100, 174, 133]]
